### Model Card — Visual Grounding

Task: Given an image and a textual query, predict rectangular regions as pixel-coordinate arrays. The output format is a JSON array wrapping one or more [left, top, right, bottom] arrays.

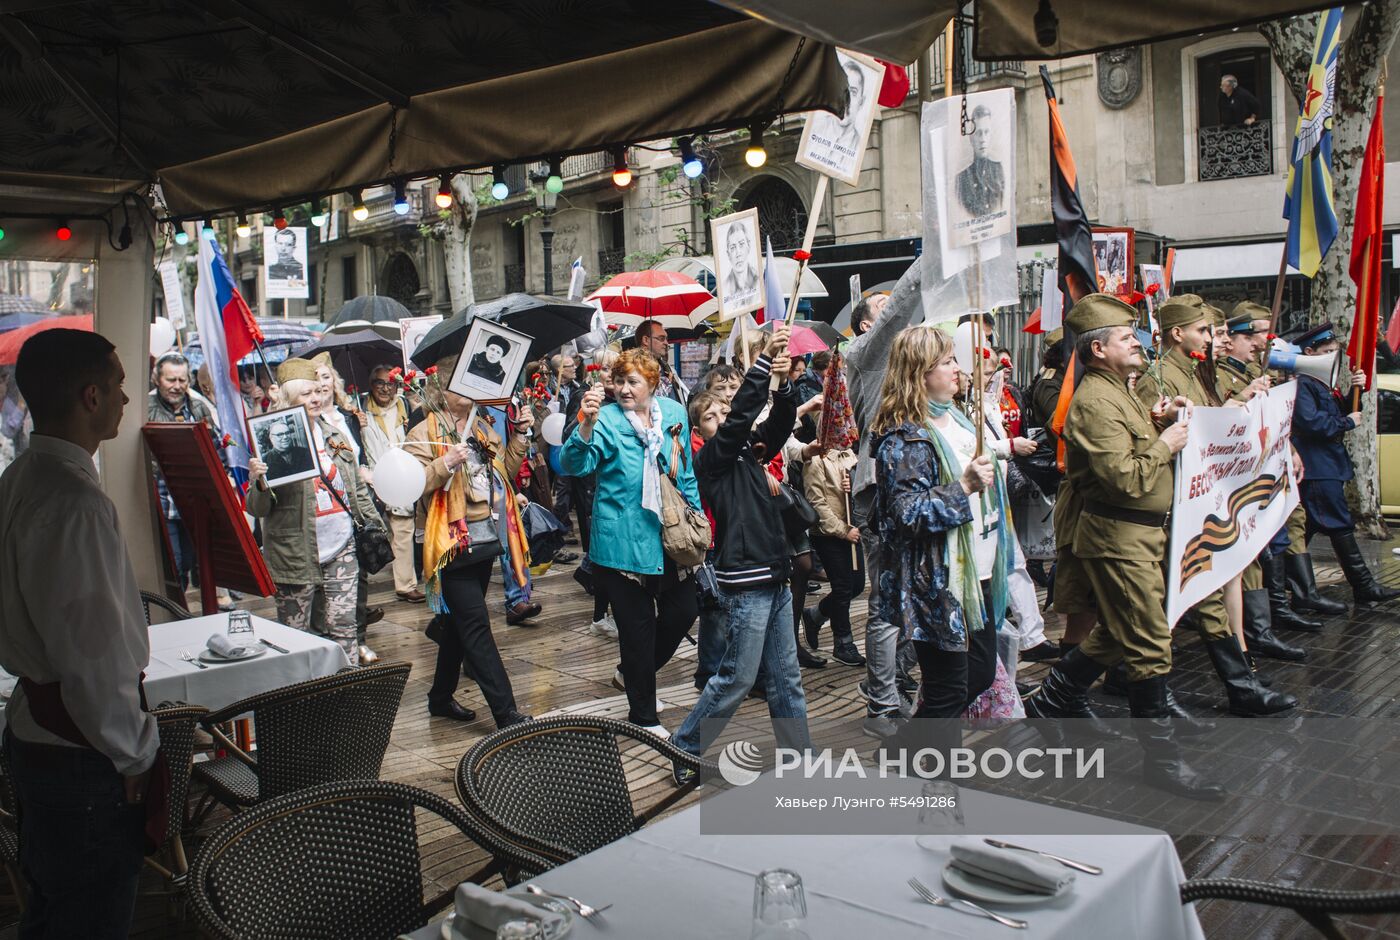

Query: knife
[[984, 839, 1104, 875], [259, 638, 290, 654]]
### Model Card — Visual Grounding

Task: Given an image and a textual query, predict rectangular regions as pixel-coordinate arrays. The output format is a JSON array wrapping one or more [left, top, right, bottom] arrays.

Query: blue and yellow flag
[[1283, 7, 1343, 278]]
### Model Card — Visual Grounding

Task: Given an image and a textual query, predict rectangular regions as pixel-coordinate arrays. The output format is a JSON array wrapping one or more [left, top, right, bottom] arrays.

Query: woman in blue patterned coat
[[868, 327, 996, 763]]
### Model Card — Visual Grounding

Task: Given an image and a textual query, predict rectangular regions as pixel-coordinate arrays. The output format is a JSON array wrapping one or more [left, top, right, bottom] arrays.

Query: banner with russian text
[[1166, 383, 1299, 626]]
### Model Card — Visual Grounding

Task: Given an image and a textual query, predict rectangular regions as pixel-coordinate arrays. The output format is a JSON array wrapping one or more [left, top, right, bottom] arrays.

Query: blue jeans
[[165, 517, 193, 589], [500, 553, 531, 610], [6, 734, 146, 940], [674, 583, 813, 757], [694, 603, 727, 687]]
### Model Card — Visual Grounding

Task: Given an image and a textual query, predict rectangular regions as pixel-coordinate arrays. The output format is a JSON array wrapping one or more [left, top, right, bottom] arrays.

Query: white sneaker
[[590, 614, 619, 638], [640, 724, 671, 739], [613, 668, 664, 713]]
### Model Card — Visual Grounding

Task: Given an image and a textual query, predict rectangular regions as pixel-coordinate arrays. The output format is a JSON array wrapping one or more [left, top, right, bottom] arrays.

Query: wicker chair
[[0, 753, 21, 913], [141, 589, 192, 625], [145, 703, 209, 887], [1182, 879, 1400, 939], [455, 715, 720, 875], [191, 662, 409, 822], [188, 779, 503, 940]]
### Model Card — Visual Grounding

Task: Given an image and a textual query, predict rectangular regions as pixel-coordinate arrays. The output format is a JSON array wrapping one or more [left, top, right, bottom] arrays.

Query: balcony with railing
[[917, 24, 1024, 95], [345, 186, 425, 235], [1198, 121, 1273, 182]]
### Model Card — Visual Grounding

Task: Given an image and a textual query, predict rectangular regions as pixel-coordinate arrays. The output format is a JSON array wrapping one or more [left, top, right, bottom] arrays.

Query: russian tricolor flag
[[193, 235, 262, 492]]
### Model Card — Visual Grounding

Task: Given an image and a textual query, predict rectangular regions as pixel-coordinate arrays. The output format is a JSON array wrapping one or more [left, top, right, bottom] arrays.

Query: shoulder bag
[[321, 473, 394, 575], [659, 424, 711, 568]]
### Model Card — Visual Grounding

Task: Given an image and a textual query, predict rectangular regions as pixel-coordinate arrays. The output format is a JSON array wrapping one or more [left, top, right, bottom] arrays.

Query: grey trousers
[[856, 489, 906, 716]]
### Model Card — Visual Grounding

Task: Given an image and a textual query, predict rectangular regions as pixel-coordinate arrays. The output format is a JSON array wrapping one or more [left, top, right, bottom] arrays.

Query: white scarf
[[625, 397, 666, 523]]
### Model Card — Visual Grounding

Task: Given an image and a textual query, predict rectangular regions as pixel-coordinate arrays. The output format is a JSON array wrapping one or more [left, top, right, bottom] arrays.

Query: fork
[[522, 883, 611, 920], [908, 877, 1027, 929], [179, 651, 209, 670]]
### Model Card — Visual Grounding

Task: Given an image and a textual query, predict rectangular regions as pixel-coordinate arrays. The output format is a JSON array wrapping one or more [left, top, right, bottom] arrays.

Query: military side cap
[[1204, 303, 1226, 328], [1065, 293, 1136, 333], [309, 351, 333, 371], [1156, 293, 1208, 331], [1045, 327, 1064, 345], [1233, 300, 1272, 322], [1295, 321, 1336, 349], [277, 357, 319, 385], [1226, 313, 1256, 335]]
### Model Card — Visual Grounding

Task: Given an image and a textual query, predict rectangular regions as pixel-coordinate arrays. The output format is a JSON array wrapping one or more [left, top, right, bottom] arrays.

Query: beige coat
[[804, 447, 857, 539]]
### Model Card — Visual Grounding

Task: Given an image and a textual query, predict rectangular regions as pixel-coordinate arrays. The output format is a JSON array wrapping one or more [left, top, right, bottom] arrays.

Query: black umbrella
[[410, 293, 597, 369], [329, 295, 415, 329], [830, 281, 898, 336], [293, 330, 401, 392]]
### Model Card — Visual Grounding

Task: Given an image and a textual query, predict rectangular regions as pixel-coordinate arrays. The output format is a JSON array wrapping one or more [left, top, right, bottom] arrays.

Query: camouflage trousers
[[274, 541, 360, 665]]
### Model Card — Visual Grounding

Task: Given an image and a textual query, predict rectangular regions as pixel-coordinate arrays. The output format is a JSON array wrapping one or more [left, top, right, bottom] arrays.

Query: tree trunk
[[444, 173, 479, 312], [1263, 4, 1400, 539]]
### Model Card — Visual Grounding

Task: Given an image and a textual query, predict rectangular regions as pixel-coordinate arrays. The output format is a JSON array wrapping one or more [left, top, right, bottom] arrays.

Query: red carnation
[[425, 365, 439, 376], [1127, 290, 1146, 305], [1189, 350, 1206, 361], [1267, 333, 1277, 340], [220, 433, 233, 447], [1145, 284, 1161, 296], [607, 324, 619, 331], [404, 370, 417, 382], [346, 384, 358, 394], [793, 249, 811, 262]]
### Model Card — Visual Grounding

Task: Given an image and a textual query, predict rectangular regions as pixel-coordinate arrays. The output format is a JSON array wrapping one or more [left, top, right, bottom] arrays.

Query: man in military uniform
[[1134, 294, 1296, 715], [1292, 321, 1400, 605], [1024, 293, 1222, 800], [1216, 314, 1261, 402]]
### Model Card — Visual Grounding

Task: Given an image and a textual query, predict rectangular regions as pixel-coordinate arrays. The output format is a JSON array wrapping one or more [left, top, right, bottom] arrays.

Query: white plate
[[439, 892, 574, 940], [199, 645, 268, 664], [942, 862, 1073, 907]]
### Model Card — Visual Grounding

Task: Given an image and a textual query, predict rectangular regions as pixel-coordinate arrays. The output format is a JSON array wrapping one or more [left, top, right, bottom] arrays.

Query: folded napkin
[[206, 633, 255, 658], [451, 883, 566, 939], [949, 838, 1075, 895]]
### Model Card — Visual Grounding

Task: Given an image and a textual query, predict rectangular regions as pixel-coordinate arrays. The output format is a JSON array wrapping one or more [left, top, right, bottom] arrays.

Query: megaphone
[[1269, 347, 1341, 386]]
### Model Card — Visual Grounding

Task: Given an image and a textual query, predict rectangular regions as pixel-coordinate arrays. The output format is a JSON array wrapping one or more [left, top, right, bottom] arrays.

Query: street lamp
[[530, 165, 559, 295]]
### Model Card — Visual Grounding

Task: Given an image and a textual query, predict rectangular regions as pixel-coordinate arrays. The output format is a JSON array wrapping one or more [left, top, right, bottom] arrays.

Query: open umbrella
[[293, 330, 402, 392], [411, 293, 597, 369], [757, 319, 843, 356], [830, 280, 906, 336], [587, 270, 716, 330], [0, 314, 92, 365], [185, 318, 315, 372], [328, 296, 415, 331]]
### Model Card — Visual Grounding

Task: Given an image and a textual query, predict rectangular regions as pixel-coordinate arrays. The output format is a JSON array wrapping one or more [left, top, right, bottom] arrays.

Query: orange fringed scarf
[[423, 412, 531, 613]]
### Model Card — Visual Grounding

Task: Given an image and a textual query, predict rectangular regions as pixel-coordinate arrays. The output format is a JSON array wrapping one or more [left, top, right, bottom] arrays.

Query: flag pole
[[1265, 245, 1288, 372]]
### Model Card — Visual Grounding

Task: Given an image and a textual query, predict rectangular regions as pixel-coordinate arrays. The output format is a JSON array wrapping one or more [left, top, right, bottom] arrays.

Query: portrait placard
[[945, 87, 1015, 248], [248, 405, 321, 488], [1092, 227, 1135, 298], [795, 50, 883, 185], [709, 208, 763, 320], [399, 315, 444, 372], [447, 317, 532, 404], [263, 226, 309, 300]]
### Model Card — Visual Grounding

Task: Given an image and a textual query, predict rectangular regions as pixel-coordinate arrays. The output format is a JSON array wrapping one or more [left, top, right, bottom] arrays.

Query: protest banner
[[1166, 383, 1299, 626]]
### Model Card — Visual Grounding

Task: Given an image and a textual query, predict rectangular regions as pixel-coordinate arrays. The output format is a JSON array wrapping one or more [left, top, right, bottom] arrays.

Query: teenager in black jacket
[[671, 327, 813, 782]]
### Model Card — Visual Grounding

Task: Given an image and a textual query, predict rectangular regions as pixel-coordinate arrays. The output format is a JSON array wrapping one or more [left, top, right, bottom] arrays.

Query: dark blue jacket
[[1291, 374, 1355, 482]]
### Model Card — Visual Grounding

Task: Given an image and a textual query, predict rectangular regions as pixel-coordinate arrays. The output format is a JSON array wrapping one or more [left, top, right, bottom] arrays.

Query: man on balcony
[[1218, 75, 1260, 126]]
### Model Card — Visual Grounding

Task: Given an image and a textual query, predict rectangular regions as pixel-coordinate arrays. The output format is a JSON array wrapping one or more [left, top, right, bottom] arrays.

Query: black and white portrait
[[447, 317, 532, 403], [249, 406, 320, 487], [1092, 228, 1134, 298], [796, 50, 883, 186], [945, 87, 1014, 248], [399, 315, 443, 372], [709, 208, 763, 319], [263, 226, 309, 299]]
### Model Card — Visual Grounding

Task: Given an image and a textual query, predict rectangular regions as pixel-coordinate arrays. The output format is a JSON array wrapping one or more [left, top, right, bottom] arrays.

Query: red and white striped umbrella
[[586, 270, 717, 330]]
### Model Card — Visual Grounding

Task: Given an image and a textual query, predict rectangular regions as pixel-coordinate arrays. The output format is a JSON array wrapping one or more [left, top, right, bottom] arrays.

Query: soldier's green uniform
[[1024, 293, 1226, 801]]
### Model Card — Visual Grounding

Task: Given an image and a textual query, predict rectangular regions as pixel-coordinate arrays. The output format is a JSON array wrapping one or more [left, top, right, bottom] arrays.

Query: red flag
[[1386, 296, 1400, 354], [1348, 90, 1385, 390], [877, 61, 910, 108], [1023, 308, 1044, 334]]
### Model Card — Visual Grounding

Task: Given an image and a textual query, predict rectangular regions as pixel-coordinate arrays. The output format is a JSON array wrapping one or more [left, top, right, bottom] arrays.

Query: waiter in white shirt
[[0, 329, 158, 939]]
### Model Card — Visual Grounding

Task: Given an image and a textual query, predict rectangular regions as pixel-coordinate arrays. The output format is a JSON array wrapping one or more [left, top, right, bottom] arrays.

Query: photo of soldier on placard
[[945, 88, 1014, 248], [263, 226, 309, 299], [709, 207, 764, 319], [795, 50, 883, 186], [248, 406, 320, 487]]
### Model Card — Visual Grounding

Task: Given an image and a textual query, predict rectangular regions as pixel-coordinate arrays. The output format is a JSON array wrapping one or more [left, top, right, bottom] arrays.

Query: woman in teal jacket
[[561, 348, 701, 734]]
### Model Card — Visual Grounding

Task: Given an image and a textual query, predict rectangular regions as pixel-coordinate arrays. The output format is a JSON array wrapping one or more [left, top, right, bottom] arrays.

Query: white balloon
[[150, 317, 177, 358], [952, 320, 993, 376], [371, 447, 426, 507], [541, 412, 567, 447]]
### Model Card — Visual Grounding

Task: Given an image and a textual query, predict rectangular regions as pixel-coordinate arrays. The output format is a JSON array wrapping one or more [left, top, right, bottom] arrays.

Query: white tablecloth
[[0, 613, 348, 725], [406, 779, 1203, 940]]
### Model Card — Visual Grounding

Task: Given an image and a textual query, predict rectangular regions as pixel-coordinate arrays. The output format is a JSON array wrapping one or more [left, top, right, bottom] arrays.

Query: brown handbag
[[658, 425, 710, 568]]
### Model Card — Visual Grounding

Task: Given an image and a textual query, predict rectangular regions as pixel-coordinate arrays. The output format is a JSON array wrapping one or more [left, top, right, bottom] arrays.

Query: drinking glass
[[751, 869, 809, 938], [495, 920, 543, 940], [914, 779, 965, 851], [226, 610, 253, 639]]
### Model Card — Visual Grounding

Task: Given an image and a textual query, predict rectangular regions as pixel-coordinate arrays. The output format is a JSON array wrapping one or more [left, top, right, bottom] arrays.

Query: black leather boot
[[1330, 531, 1400, 604], [1100, 660, 1128, 697], [1246, 651, 1274, 687], [1284, 553, 1347, 615], [1260, 553, 1322, 631], [1204, 636, 1297, 716], [1022, 648, 1123, 744], [1242, 589, 1307, 662], [1126, 676, 1225, 801], [1164, 687, 1216, 736]]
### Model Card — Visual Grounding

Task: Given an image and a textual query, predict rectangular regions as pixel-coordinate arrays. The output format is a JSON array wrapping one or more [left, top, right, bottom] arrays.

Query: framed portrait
[[399, 315, 443, 372], [795, 49, 883, 185], [248, 405, 320, 488], [709, 207, 763, 320], [263, 226, 309, 300], [447, 317, 532, 404], [1139, 264, 1167, 311], [1092, 227, 1135, 299], [945, 87, 1014, 248]]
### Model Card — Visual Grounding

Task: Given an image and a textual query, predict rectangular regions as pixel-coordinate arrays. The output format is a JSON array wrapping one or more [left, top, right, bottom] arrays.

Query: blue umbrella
[[184, 318, 314, 372]]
